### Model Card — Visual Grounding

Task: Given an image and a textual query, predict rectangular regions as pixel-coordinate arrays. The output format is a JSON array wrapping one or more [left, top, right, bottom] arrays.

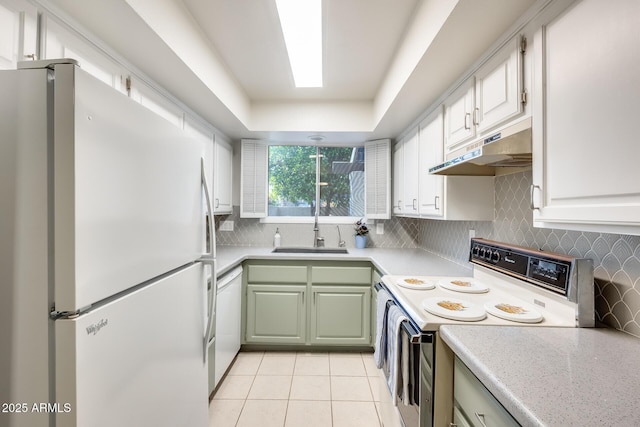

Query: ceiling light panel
[[275, 0, 323, 88]]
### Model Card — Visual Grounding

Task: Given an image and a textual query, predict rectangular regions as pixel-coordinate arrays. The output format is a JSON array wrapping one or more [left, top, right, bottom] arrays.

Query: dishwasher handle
[[216, 266, 243, 293]]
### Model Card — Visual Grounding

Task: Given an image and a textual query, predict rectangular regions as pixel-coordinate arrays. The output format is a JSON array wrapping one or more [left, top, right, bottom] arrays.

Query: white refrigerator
[[0, 60, 215, 427]]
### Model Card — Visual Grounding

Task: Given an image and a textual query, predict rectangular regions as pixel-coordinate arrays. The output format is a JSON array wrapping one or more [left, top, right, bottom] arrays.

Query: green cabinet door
[[246, 284, 306, 344], [310, 286, 371, 345]]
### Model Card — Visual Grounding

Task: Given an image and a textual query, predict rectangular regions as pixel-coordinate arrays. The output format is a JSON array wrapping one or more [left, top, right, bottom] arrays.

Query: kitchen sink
[[272, 247, 349, 254]]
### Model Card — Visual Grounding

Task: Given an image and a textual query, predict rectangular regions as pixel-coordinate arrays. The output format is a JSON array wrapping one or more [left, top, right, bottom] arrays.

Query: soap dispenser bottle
[[274, 228, 281, 247]]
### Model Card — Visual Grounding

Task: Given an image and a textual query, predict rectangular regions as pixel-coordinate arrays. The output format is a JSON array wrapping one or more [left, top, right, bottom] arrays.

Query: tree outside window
[[268, 145, 364, 217]]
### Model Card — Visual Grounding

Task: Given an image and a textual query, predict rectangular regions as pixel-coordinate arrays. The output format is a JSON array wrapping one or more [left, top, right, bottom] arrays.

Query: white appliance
[[209, 265, 242, 392], [0, 59, 216, 427], [376, 238, 594, 427]]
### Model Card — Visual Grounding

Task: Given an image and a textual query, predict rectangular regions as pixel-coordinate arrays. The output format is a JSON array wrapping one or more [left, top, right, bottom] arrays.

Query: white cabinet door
[[214, 137, 233, 214], [444, 35, 525, 158], [42, 16, 125, 91], [0, 0, 37, 69], [475, 37, 523, 134], [532, 0, 640, 235], [419, 108, 444, 218], [392, 139, 404, 215], [444, 78, 475, 154], [402, 127, 420, 215]]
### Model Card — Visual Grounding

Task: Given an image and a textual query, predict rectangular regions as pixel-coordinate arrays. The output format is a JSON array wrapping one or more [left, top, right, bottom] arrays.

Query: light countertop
[[440, 325, 640, 427], [215, 245, 472, 278]]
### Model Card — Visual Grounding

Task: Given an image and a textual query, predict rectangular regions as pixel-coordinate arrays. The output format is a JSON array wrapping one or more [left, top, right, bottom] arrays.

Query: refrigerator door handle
[[199, 157, 217, 363], [200, 258, 217, 363], [201, 158, 215, 258]]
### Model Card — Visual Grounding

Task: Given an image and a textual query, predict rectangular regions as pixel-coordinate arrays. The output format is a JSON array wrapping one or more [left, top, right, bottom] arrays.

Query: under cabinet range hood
[[429, 117, 532, 176]]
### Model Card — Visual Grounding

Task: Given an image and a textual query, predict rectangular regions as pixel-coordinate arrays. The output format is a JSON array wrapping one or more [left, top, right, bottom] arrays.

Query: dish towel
[[386, 305, 408, 406], [373, 288, 392, 368], [400, 331, 415, 406]]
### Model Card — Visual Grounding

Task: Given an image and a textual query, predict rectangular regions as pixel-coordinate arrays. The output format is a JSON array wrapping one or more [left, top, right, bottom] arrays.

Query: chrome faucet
[[337, 225, 346, 247], [313, 217, 324, 247], [312, 146, 325, 248]]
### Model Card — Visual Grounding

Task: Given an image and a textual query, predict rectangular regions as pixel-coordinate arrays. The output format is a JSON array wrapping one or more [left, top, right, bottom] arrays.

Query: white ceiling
[[182, 0, 419, 101], [42, 0, 538, 143]]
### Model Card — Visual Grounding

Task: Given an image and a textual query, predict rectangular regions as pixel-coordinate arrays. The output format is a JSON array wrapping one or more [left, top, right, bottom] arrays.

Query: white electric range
[[376, 238, 595, 427]]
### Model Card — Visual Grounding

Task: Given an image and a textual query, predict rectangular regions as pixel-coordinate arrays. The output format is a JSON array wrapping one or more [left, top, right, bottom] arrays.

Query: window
[[268, 145, 364, 218], [241, 139, 390, 221]]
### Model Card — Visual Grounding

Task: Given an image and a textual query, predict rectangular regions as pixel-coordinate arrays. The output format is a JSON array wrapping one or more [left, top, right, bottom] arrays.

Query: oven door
[[379, 306, 435, 427]]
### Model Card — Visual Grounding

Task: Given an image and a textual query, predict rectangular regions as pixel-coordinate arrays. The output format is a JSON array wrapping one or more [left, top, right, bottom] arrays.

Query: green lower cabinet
[[246, 284, 306, 344], [310, 286, 371, 345]]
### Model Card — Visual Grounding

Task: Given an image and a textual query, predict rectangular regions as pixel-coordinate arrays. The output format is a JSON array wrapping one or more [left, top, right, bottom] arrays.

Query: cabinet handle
[[24, 53, 37, 60], [413, 199, 417, 210], [215, 198, 220, 208], [449, 424, 458, 427], [464, 113, 471, 130], [302, 291, 305, 304], [434, 195, 440, 210], [397, 200, 402, 210], [530, 184, 541, 210], [474, 412, 488, 427], [473, 107, 479, 126]]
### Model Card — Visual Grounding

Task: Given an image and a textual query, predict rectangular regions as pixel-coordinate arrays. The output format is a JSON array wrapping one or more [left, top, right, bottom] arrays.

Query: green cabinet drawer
[[454, 357, 518, 427], [311, 266, 371, 285], [246, 264, 307, 284]]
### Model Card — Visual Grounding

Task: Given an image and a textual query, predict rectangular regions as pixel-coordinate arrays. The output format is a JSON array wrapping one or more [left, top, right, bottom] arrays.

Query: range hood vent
[[429, 117, 532, 176]]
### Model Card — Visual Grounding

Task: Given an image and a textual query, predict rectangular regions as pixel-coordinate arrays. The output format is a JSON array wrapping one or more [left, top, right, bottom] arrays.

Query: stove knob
[[491, 251, 500, 262], [479, 247, 486, 258], [472, 245, 480, 256], [485, 249, 492, 260]]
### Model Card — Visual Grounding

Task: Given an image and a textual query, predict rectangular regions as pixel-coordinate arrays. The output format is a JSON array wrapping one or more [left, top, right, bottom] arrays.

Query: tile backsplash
[[418, 171, 640, 338], [215, 209, 420, 249], [216, 170, 640, 337]]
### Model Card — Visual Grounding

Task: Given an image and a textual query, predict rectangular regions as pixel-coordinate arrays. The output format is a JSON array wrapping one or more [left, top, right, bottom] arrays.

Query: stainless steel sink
[[272, 247, 349, 254]]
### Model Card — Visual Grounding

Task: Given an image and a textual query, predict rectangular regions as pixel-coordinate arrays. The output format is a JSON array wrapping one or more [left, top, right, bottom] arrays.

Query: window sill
[[259, 216, 364, 225]]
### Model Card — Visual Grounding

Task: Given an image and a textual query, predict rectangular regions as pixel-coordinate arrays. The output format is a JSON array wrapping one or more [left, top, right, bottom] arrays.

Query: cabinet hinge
[[520, 36, 527, 54], [125, 76, 132, 97], [521, 90, 528, 105]]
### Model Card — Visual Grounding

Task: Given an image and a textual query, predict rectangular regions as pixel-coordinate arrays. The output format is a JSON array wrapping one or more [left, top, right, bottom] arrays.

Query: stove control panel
[[470, 238, 572, 296]]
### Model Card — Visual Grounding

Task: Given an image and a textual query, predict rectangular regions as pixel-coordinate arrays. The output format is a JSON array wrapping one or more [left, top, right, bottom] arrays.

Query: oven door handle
[[402, 319, 421, 344]]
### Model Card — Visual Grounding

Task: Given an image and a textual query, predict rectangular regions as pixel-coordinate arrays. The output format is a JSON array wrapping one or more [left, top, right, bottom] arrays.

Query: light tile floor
[[209, 351, 382, 427]]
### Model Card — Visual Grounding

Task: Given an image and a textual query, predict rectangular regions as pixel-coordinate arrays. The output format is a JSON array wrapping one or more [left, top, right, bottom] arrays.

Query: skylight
[[275, 0, 323, 88]]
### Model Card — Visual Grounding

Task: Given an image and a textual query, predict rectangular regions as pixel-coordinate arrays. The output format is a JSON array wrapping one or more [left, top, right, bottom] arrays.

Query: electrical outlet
[[376, 222, 384, 235], [220, 220, 234, 231]]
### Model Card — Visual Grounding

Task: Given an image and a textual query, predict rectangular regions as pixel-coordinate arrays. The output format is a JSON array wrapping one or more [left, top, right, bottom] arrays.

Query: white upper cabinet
[[444, 35, 526, 158], [531, 0, 640, 235], [444, 79, 476, 154], [42, 16, 125, 92], [419, 108, 444, 218], [394, 107, 495, 221], [0, 0, 37, 69], [214, 137, 233, 215], [474, 36, 523, 134], [401, 127, 420, 216]]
